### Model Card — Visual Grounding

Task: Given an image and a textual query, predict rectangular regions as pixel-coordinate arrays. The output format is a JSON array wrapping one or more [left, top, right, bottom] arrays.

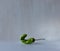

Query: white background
[[0, 0, 60, 42]]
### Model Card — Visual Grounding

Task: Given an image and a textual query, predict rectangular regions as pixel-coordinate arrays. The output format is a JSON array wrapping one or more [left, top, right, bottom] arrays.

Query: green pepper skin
[[20, 34, 27, 40], [20, 34, 35, 44]]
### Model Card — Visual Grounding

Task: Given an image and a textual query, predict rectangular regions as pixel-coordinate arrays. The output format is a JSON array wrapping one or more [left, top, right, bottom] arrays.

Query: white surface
[[0, 40, 60, 51]]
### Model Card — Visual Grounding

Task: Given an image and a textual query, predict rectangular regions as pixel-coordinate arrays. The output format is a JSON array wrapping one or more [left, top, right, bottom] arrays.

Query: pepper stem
[[35, 38, 45, 41]]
